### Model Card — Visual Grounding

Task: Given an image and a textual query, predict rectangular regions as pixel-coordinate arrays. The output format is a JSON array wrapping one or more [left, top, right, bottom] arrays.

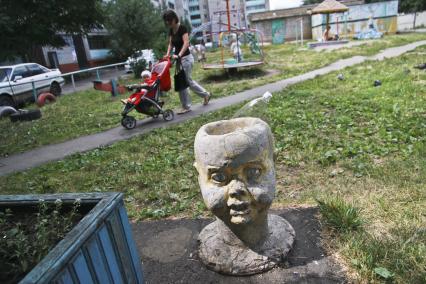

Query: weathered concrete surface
[[194, 118, 295, 275], [132, 207, 346, 284], [313, 41, 368, 52], [1, 40, 425, 176], [199, 215, 295, 275]]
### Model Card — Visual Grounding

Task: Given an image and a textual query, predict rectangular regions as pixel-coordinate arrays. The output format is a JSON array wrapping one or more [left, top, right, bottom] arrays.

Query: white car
[[0, 63, 65, 107], [124, 49, 157, 73]]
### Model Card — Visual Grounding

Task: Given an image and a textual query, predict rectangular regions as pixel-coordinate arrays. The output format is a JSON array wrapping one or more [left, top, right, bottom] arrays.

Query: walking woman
[[163, 10, 211, 114]]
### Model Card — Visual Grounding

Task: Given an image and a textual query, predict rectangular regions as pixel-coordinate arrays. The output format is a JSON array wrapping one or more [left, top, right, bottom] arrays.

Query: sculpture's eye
[[211, 172, 227, 184], [246, 167, 262, 180]]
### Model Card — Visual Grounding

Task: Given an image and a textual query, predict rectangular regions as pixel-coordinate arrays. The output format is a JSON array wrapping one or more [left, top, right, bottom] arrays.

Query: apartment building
[[175, 0, 191, 21], [189, 0, 210, 40], [151, 0, 176, 9], [245, 0, 270, 16]]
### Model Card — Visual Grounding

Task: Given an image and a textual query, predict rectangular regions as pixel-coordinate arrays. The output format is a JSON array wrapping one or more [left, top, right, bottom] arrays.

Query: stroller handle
[[160, 56, 177, 66]]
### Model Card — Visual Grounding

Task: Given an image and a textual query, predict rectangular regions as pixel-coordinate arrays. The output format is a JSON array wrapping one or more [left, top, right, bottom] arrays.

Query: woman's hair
[[163, 10, 179, 24]]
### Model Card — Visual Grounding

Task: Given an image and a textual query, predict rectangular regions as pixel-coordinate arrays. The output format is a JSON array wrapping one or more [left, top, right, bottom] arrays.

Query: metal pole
[[111, 79, 118, 97], [226, 0, 231, 33], [301, 18, 304, 46], [96, 69, 100, 81], [337, 16, 339, 37], [296, 23, 298, 44], [31, 81, 37, 101], [71, 74, 76, 92]]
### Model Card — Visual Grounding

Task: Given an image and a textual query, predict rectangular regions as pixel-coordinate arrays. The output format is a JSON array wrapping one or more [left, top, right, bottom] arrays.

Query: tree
[[0, 0, 104, 61], [302, 0, 322, 5], [105, 0, 168, 60]]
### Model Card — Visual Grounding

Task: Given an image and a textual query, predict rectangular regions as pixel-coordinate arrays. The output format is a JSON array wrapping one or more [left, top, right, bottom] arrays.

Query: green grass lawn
[[1, 33, 426, 157], [1, 44, 425, 283]]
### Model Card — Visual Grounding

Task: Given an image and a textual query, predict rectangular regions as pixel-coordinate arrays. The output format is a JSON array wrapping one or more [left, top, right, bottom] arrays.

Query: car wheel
[[10, 109, 42, 122], [0, 95, 15, 107], [0, 106, 18, 118], [50, 82, 62, 96]]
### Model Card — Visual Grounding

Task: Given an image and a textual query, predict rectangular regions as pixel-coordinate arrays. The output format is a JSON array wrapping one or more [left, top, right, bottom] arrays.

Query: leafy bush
[[316, 196, 363, 232], [0, 200, 81, 283], [132, 59, 147, 79]]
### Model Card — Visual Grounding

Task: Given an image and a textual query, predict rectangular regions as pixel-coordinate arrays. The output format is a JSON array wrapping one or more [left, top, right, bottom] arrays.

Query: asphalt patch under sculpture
[[194, 117, 295, 275]]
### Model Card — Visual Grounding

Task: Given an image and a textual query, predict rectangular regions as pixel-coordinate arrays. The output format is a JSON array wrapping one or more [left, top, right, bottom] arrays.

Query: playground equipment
[[190, 0, 264, 72], [308, 0, 349, 49], [311, 0, 349, 40]]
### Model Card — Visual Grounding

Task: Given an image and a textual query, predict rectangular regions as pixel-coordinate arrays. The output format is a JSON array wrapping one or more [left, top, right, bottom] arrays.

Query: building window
[[247, 4, 266, 11], [87, 35, 110, 50]]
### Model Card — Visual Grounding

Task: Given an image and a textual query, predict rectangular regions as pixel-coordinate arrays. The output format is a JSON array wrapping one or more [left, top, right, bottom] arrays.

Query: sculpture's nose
[[227, 179, 248, 199]]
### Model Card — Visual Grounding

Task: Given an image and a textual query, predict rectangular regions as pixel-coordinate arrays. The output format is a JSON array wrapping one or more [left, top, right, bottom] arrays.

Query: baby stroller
[[121, 58, 174, 129]]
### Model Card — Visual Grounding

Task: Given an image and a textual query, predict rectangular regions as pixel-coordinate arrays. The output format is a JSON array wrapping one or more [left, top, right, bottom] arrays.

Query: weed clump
[[0, 200, 81, 283], [316, 196, 363, 232]]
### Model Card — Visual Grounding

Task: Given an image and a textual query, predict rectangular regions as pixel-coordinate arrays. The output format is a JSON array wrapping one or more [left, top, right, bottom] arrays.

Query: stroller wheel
[[121, 116, 137, 129], [163, 109, 174, 121]]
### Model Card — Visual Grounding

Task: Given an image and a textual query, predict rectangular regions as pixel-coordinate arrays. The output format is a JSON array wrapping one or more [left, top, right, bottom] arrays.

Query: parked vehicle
[[124, 49, 157, 73], [0, 63, 65, 107]]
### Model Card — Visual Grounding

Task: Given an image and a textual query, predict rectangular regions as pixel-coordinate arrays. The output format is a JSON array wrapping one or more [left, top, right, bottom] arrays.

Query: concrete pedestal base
[[132, 208, 347, 284], [198, 214, 295, 275]]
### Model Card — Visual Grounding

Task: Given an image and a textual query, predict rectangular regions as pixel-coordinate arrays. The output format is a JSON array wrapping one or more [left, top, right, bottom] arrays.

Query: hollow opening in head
[[204, 119, 254, 136]]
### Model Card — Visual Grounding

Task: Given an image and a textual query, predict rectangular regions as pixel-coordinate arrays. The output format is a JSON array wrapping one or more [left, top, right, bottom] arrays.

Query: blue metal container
[[0, 193, 144, 284]]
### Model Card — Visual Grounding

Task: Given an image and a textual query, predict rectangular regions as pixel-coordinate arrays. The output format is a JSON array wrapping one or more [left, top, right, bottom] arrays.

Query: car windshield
[[0, 68, 12, 83]]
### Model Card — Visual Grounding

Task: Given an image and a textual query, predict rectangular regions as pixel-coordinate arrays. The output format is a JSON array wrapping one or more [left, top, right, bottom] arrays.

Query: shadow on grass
[[200, 68, 275, 84]]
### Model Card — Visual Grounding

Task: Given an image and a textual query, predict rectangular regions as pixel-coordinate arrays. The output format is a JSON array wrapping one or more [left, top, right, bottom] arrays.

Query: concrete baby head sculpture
[[194, 117, 295, 275]]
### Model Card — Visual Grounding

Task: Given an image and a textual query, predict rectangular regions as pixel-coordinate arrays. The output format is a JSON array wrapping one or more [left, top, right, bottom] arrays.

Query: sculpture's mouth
[[229, 201, 250, 217], [230, 208, 250, 216]]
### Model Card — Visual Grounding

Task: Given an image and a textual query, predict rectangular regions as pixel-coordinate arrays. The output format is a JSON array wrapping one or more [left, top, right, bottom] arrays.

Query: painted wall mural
[[272, 19, 285, 44], [311, 0, 398, 40]]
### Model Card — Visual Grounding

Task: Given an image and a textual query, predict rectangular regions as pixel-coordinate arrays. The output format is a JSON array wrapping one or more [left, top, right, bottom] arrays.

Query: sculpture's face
[[194, 118, 275, 226]]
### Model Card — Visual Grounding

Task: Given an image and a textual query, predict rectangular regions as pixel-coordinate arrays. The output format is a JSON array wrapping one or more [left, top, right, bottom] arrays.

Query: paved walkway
[[1, 40, 425, 176], [313, 40, 368, 52]]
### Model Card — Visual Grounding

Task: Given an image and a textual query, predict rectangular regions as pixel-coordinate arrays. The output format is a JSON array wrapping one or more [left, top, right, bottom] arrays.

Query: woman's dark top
[[170, 24, 190, 57]]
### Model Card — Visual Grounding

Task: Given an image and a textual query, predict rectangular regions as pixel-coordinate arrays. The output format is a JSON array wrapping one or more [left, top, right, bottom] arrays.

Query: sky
[[270, 0, 304, 10]]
